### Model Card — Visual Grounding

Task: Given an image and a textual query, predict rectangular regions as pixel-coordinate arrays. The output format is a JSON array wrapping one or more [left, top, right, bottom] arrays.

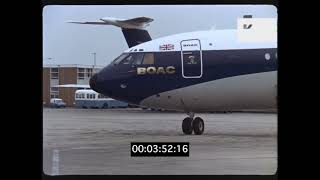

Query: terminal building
[[43, 64, 102, 107]]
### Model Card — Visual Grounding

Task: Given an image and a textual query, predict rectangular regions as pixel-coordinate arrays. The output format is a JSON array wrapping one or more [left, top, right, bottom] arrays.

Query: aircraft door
[[180, 39, 203, 78]]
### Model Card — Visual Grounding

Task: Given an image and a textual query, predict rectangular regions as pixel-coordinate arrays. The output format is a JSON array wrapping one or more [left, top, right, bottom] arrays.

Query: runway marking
[[52, 149, 59, 175]]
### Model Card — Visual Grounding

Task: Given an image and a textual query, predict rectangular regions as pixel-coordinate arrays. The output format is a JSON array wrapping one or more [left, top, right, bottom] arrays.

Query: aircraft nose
[[89, 73, 99, 92]]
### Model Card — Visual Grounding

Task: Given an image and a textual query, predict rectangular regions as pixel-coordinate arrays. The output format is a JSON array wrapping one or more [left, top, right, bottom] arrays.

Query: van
[[50, 98, 66, 108]]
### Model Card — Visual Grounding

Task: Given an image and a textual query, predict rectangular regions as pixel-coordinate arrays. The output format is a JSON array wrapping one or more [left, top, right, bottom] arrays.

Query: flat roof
[[43, 64, 104, 68], [52, 84, 91, 88]]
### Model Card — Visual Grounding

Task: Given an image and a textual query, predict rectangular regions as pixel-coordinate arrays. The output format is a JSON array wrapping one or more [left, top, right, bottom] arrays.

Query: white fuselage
[[140, 71, 277, 112]]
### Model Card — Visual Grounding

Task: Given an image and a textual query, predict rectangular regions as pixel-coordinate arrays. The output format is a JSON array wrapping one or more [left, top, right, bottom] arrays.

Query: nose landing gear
[[181, 112, 205, 135], [182, 117, 193, 135], [193, 117, 204, 135]]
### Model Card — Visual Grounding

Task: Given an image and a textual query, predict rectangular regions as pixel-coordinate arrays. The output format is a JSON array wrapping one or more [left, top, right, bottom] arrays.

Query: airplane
[[68, 16, 277, 135]]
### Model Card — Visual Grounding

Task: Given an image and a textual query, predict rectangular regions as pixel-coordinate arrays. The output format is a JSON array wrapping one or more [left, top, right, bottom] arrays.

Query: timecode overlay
[[131, 142, 189, 157]]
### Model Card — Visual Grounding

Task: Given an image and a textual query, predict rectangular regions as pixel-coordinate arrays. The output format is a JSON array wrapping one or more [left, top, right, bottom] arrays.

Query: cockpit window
[[120, 54, 135, 65], [112, 53, 129, 65], [132, 53, 144, 65], [142, 53, 155, 64], [120, 53, 145, 65], [113, 53, 145, 65], [112, 53, 155, 65]]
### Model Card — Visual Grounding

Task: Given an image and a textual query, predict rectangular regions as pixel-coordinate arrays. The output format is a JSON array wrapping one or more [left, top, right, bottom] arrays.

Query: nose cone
[[89, 73, 99, 92]]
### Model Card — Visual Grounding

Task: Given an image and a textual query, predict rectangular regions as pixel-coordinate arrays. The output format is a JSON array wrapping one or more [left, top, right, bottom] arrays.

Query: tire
[[103, 103, 109, 109], [193, 117, 204, 135], [182, 117, 193, 135]]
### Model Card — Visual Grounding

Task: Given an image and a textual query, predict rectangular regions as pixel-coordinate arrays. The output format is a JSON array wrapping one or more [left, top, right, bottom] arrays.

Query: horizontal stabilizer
[[67, 16, 153, 48], [67, 16, 153, 30], [67, 21, 109, 25]]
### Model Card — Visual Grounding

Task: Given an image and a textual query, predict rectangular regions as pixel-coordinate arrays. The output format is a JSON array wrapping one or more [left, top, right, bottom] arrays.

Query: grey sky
[[43, 5, 277, 66]]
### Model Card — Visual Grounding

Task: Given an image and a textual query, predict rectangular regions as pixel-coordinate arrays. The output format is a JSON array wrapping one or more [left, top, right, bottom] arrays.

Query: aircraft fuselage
[[90, 30, 277, 112]]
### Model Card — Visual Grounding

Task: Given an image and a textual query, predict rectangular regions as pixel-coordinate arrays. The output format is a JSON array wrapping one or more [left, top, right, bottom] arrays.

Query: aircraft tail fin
[[67, 17, 153, 48]]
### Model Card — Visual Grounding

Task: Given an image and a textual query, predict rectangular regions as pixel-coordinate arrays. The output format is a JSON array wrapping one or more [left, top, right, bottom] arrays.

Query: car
[[50, 98, 66, 108]]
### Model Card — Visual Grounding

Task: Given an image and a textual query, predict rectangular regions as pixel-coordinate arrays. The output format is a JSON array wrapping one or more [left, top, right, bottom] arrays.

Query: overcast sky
[[43, 5, 277, 66]]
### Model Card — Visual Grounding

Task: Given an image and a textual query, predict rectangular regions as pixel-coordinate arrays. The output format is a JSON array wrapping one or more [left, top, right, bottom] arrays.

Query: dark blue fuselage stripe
[[95, 48, 277, 104]]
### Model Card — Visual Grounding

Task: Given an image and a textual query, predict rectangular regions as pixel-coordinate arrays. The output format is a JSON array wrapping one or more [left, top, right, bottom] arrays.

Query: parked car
[[50, 98, 66, 108]]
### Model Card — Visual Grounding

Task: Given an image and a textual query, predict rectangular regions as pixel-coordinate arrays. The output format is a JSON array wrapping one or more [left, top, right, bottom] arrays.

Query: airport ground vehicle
[[50, 98, 66, 108], [75, 89, 128, 109]]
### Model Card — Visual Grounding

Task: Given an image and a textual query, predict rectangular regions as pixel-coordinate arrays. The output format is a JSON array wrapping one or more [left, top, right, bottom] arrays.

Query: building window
[[50, 85, 59, 99], [51, 68, 58, 72], [92, 94, 96, 99], [51, 87, 59, 92], [50, 93, 59, 99], [86, 68, 93, 77], [51, 68, 59, 79], [78, 68, 85, 80]]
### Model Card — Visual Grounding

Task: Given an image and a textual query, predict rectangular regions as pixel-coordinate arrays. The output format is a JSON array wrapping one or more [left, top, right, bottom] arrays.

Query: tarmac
[[43, 108, 277, 175]]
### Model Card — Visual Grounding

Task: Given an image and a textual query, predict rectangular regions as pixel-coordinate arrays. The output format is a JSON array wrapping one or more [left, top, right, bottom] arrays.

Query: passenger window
[[87, 94, 89, 99], [92, 94, 96, 99], [142, 53, 155, 64]]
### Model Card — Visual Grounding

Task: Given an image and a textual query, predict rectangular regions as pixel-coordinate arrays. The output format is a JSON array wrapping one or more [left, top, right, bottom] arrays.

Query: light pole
[[92, 52, 96, 73], [92, 53, 96, 67], [44, 57, 53, 61], [44, 57, 53, 64]]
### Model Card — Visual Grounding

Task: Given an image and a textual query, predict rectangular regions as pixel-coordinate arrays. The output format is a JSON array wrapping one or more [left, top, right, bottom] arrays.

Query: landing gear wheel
[[193, 117, 204, 135], [182, 117, 193, 135]]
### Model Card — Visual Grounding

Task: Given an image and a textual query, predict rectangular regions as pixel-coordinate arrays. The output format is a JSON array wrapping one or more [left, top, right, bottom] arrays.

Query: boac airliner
[[68, 16, 277, 135]]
